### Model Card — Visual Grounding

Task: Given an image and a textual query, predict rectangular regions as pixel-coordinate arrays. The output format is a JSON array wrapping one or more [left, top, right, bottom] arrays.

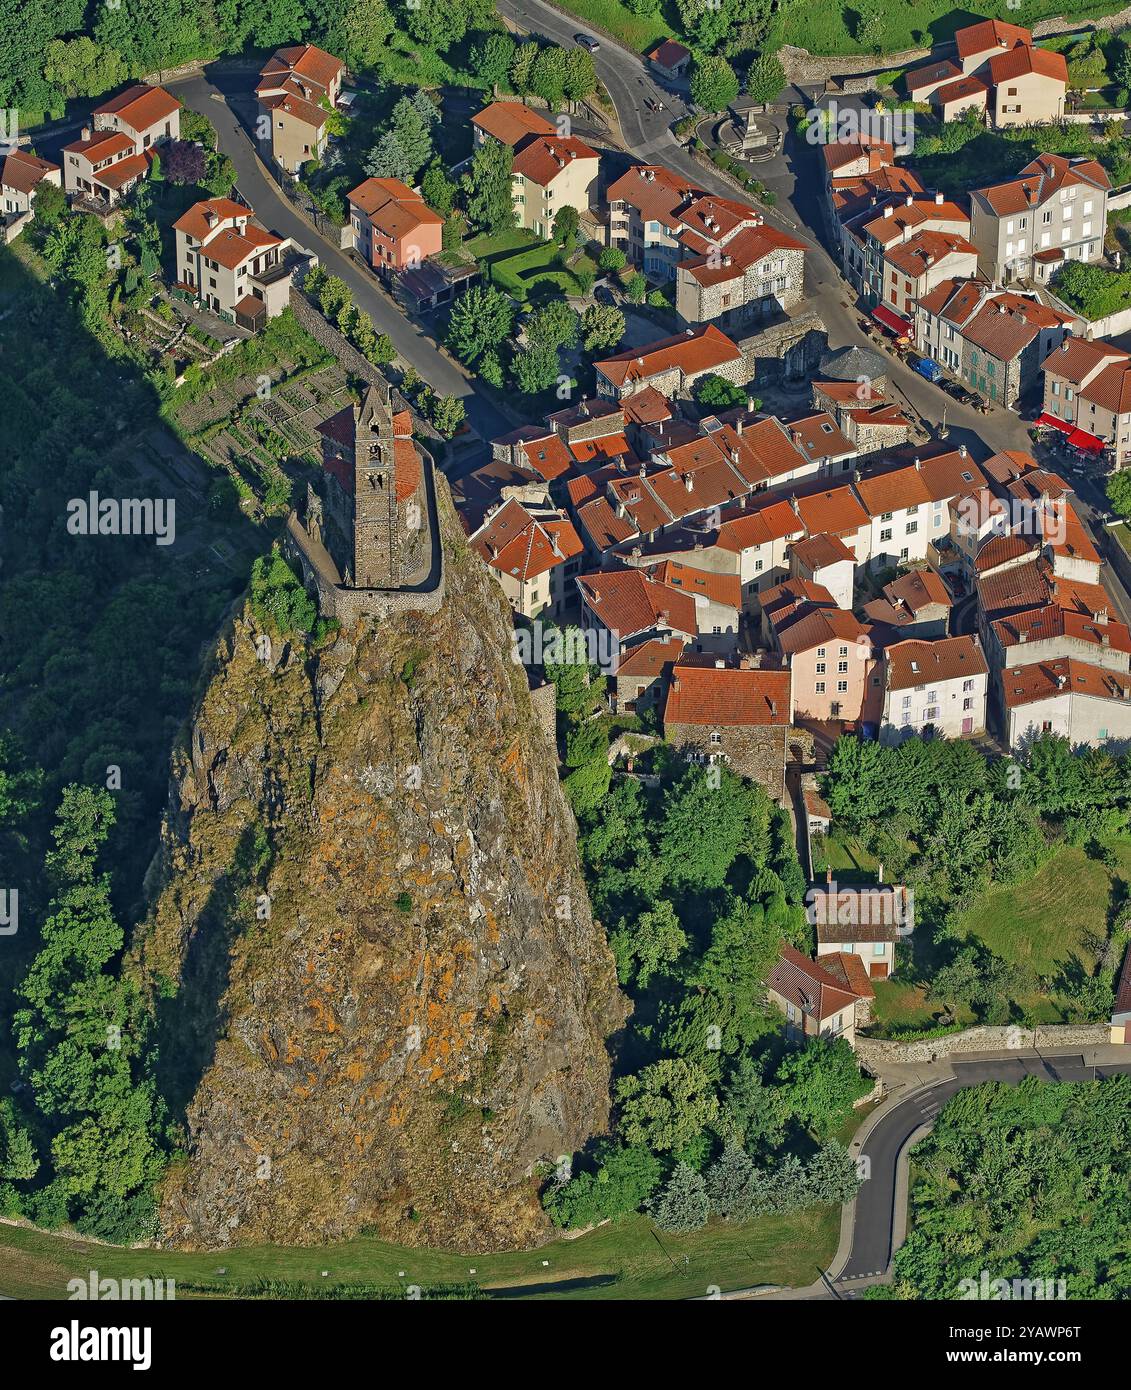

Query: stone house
[[594, 324, 746, 401], [647, 39, 692, 81], [663, 661, 792, 802]]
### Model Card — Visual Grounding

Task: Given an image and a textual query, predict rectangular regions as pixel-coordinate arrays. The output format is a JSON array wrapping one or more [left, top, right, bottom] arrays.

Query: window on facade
[[815, 681, 826, 694], [837, 660, 848, 673], [880, 527, 892, 542], [837, 680, 848, 693], [709, 731, 721, 745], [815, 661, 826, 674]]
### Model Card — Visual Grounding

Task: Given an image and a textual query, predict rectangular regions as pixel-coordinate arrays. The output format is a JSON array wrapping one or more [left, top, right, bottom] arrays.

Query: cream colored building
[[174, 197, 296, 328], [63, 83, 179, 205], [469, 498, 583, 621], [257, 43, 345, 176], [1040, 336, 1131, 467], [881, 634, 989, 742], [511, 134, 598, 238]]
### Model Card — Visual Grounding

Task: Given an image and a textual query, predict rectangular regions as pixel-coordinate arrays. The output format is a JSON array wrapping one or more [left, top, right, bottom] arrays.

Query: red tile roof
[[1, 148, 59, 194], [259, 44, 344, 94], [472, 101, 557, 147], [886, 634, 987, 690], [93, 83, 179, 132], [790, 532, 855, 571], [955, 17, 1032, 59], [934, 74, 989, 106], [577, 568, 697, 640], [576, 495, 638, 551], [992, 604, 1131, 654], [665, 663, 791, 726], [767, 942, 867, 1021], [63, 130, 135, 161], [173, 197, 249, 239], [347, 177, 444, 236], [648, 39, 692, 67], [884, 567, 952, 613], [647, 559, 740, 609], [470, 499, 582, 582], [906, 58, 962, 93], [512, 134, 598, 186], [616, 635, 687, 678], [989, 43, 1067, 84], [1003, 656, 1131, 708], [596, 324, 743, 389]]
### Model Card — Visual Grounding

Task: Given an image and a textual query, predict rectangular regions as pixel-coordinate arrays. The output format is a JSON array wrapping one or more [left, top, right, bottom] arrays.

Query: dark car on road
[[575, 33, 600, 51]]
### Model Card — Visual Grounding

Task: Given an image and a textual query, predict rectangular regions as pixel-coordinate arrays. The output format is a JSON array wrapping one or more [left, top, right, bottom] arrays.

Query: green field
[[0, 1204, 839, 1301], [466, 229, 597, 303], [544, 0, 675, 54]]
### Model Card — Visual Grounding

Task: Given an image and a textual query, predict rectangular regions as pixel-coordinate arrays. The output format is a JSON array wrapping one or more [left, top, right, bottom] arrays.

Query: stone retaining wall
[[857, 1023, 1111, 1069], [289, 284, 390, 386]]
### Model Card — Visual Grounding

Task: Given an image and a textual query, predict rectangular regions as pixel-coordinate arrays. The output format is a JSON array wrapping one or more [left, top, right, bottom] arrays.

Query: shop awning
[[872, 304, 913, 338], [1035, 411, 1073, 434], [1067, 427, 1105, 452]]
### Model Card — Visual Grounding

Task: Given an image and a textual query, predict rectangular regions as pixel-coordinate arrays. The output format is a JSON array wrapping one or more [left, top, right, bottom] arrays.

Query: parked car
[[575, 33, 600, 51], [913, 356, 944, 383]]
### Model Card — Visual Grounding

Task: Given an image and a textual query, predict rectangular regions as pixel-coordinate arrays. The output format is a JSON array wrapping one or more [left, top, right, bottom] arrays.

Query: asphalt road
[[161, 71, 512, 444], [836, 1053, 1131, 1285]]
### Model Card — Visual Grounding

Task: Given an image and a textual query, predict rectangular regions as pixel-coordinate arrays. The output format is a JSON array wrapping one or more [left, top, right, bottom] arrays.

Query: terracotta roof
[[715, 499, 803, 553], [648, 559, 740, 609], [607, 164, 702, 227], [1, 148, 59, 194], [955, 17, 1031, 59], [854, 463, 931, 515], [885, 634, 987, 690], [512, 134, 598, 187], [1041, 501, 1100, 566], [977, 153, 1110, 216], [821, 137, 894, 174], [906, 59, 962, 93], [63, 130, 135, 161], [623, 385, 675, 426], [95, 152, 150, 189], [470, 499, 582, 582], [781, 412, 855, 463], [1003, 656, 1131, 708], [791, 532, 855, 571], [93, 83, 179, 132], [259, 85, 328, 130], [173, 197, 248, 240], [975, 533, 1036, 573], [680, 218, 805, 286], [884, 568, 952, 613], [804, 787, 832, 821], [977, 558, 1050, 615], [260, 44, 344, 93], [794, 485, 870, 537], [665, 663, 791, 727], [917, 450, 987, 502], [347, 177, 443, 238], [200, 223, 282, 270], [775, 604, 870, 656], [919, 277, 985, 323], [517, 433, 573, 482], [577, 568, 697, 640], [962, 292, 1071, 361], [648, 39, 692, 66], [471, 101, 556, 147], [934, 75, 989, 106], [576, 495, 638, 551], [762, 576, 837, 620], [884, 228, 978, 280], [811, 888, 903, 941], [992, 604, 1131, 655], [595, 324, 742, 388], [767, 942, 865, 1021], [616, 636, 687, 679], [989, 43, 1067, 85]]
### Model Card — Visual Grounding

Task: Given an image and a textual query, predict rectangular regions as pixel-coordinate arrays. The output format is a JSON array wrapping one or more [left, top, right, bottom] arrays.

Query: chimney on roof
[[913, 456, 921, 469], [935, 190, 944, 205], [1095, 607, 1109, 625], [1061, 339, 1070, 352], [959, 444, 968, 457], [715, 657, 725, 668], [878, 861, 884, 883], [81, 125, 92, 142], [636, 356, 644, 366], [747, 396, 757, 413], [791, 430, 802, 446], [684, 473, 694, 492], [1101, 630, 1111, 646], [769, 698, 778, 717], [736, 419, 743, 436], [1019, 630, 1028, 642], [883, 205, 894, 219], [671, 674, 680, 691], [1056, 672, 1067, 689]]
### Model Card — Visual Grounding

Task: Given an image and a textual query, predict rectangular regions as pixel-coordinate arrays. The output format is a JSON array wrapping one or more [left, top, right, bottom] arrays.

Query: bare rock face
[[136, 491, 625, 1252]]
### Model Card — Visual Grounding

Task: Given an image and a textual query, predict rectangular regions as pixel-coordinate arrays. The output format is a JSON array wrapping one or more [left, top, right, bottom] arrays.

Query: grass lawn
[[546, 0, 674, 54], [466, 230, 596, 304], [812, 831, 879, 883], [1113, 520, 1131, 556], [954, 838, 1131, 1017], [869, 979, 978, 1035], [0, 1204, 839, 1301], [768, 0, 1120, 57]]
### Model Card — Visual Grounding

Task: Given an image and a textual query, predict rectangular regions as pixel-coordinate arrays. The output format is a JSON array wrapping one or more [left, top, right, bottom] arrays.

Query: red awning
[[1067, 427, 1105, 452], [872, 304, 913, 338], [1035, 411, 1073, 434]]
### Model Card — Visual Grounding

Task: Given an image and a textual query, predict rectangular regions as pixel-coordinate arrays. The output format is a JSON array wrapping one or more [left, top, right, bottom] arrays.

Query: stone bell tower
[[353, 382, 400, 589]]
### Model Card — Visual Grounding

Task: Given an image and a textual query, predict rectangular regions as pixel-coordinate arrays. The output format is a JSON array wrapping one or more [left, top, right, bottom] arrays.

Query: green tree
[[563, 48, 598, 105], [511, 342, 559, 393], [598, 246, 627, 272], [1108, 469, 1131, 519], [421, 163, 457, 218], [658, 764, 768, 891], [694, 373, 747, 409], [445, 283, 515, 366], [43, 36, 127, 99], [690, 55, 740, 114], [608, 900, 688, 989], [461, 139, 514, 234], [625, 271, 647, 303], [706, 1140, 759, 1220], [746, 51, 785, 104], [615, 1059, 719, 1153], [543, 1143, 663, 1227], [552, 203, 580, 248], [530, 45, 568, 107], [470, 31, 516, 88], [580, 303, 625, 353], [509, 40, 539, 94], [526, 298, 579, 351], [651, 1161, 709, 1232], [430, 393, 466, 438], [776, 1038, 870, 1139]]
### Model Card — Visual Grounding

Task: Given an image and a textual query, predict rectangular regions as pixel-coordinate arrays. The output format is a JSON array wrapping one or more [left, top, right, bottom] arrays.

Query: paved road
[[836, 1052, 1131, 1286], [162, 71, 511, 445]]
